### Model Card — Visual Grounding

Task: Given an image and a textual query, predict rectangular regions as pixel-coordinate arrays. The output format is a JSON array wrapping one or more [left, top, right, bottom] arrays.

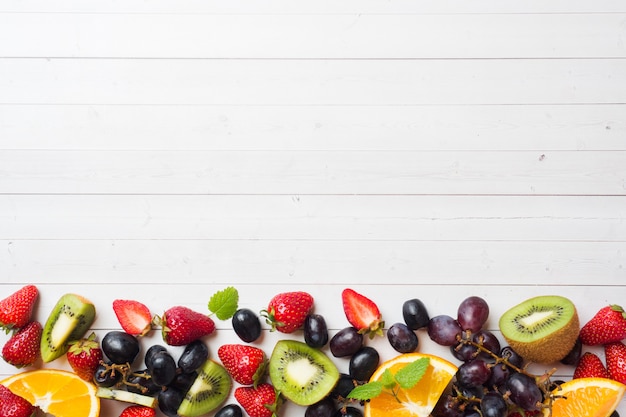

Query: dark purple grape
[[457, 296, 489, 333], [232, 308, 262, 343], [480, 392, 507, 417], [463, 410, 481, 417], [331, 374, 357, 400], [455, 359, 491, 388], [428, 315, 462, 346], [486, 363, 511, 390], [93, 362, 121, 387], [500, 346, 524, 368], [387, 322, 419, 353], [329, 327, 363, 357], [169, 371, 197, 393], [402, 298, 430, 330], [145, 345, 168, 369], [349, 346, 380, 382], [610, 411, 620, 417], [215, 404, 244, 417], [333, 406, 362, 417], [471, 330, 500, 360], [178, 340, 209, 374], [560, 337, 582, 365], [451, 341, 478, 362], [304, 314, 329, 348], [150, 350, 177, 386], [506, 372, 542, 411], [126, 369, 161, 396], [102, 331, 140, 365], [431, 395, 464, 417], [305, 397, 336, 417], [158, 388, 185, 417]]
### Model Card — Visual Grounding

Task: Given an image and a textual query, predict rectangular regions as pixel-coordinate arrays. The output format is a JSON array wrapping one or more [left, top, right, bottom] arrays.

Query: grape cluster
[[93, 331, 209, 417], [427, 296, 557, 417]]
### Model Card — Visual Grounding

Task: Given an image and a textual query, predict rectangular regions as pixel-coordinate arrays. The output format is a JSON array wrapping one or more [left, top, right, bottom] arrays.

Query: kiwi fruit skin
[[40, 293, 96, 363], [177, 359, 232, 417], [269, 339, 340, 406], [498, 295, 579, 364]]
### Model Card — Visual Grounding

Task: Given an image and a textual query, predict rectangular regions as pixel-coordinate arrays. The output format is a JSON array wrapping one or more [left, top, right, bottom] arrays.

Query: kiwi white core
[[519, 310, 553, 329], [285, 358, 319, 387], [50, 313, 78, 345]]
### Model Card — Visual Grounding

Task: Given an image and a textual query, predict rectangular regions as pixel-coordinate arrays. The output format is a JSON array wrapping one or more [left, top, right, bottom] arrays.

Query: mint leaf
[[394, 357, 430, 389], [208, 287, 239, 320], [381, 368, 396, 389], [347, 381, 383, 401]]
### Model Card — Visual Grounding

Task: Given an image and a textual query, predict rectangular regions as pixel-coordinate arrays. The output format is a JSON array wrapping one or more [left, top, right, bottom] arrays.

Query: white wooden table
[[1, 1, 625, 415]]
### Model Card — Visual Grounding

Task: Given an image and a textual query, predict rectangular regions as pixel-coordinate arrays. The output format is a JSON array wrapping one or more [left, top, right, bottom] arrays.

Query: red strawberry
[[157, 306, 215, 346], [113, 299, 152, 337], [0, 285, 38, 331], [119, 405, 156, 417], [67, 332, 104, 382], [218, 344, 267, 386], [579, 304, 626, 345], [573, 352, 608, 379], [605, 341, 626, 384], [0, 384, 37, 417], [1, 321, 42, 368], [341, 288, 384, 338], [234, 383, 281, 417], [261, 291, 313, 333]]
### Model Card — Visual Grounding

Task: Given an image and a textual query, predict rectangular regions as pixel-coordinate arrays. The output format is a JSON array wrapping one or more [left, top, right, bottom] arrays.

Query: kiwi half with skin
[[177, 359, 231, 417], [499, 295, 579, 364], [269, 339, 339, 406], [41, 293, 96, 363]]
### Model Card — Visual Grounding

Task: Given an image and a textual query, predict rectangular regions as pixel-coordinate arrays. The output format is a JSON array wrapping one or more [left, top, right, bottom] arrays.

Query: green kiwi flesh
[[177, 359, 232, 417], [41, 293, 96, 363], [499, 295, 579, 364], [269, 339, 339, 406]]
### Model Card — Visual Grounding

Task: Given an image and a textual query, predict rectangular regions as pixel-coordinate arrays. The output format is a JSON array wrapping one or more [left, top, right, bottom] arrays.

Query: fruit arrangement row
[[0, 284, 625, 417]]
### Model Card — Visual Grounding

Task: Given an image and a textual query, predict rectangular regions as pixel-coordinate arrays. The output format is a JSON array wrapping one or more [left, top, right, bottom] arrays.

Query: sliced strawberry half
[[112, 299, 152, 337], [341, 288, 384, 338]]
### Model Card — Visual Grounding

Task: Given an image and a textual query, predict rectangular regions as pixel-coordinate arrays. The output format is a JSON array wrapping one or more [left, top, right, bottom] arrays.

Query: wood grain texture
[[0, 1, 625, 416]]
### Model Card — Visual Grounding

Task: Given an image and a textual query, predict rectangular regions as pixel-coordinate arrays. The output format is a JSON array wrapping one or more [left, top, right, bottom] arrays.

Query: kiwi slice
[[40, 293, 96, 363], [269, 340, 339, 406], [499, 295, 579, 364], [177, 359, 232, 417]]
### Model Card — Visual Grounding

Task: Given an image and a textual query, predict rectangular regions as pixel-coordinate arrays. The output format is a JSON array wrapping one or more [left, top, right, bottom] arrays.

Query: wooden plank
[[1, 59, 625, 105], [1, 150, 624, 195], [1, 0, 625, 14], [1, 195, 625, 241], [1, 104, 624, 151], [2, 240, 623, 286], [1, 13, 624, 58]]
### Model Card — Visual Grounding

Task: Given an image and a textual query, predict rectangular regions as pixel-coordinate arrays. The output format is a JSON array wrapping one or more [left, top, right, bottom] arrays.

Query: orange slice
[[544, 377, 625, 417], [364, 352, 457, 417], [1, 369, 100, 417]]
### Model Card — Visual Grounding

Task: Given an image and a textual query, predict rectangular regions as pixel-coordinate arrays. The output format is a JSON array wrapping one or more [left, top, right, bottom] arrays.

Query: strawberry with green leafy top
[[573, 352, 608, 379], [1, 321, 42, 368], [218, 344, 267, 386], [0, 384, 37, 417], [342, 288, 384, 338], [119, 405, 156, 417], [0, 285, 38, 331], [156, 306, 215, 346], [605, 341, 626, 384], [113, 299, 152, 337], [66, 332, 103, 382], [234, 383, 281, 417], [261, 291, 313, 334], [579, 304, 626, 346]]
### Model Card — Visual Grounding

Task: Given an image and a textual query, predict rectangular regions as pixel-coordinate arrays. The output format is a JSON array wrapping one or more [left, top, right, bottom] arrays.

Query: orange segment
[[544, 377, 625, 417], [364, 353, 457, 417], [1, 369, 99, 417]]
